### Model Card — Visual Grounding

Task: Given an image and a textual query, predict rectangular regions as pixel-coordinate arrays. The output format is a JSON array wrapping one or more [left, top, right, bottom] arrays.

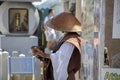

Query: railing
[[0, 51, 41, 80]]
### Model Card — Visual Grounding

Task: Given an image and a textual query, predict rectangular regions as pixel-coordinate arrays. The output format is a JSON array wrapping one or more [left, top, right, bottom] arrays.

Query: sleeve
[[44, 17, 48, 24], [50, 42, 75, 80]]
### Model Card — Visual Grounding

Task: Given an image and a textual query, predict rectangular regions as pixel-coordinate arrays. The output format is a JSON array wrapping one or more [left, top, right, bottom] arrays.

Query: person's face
[[50, 10, 54, 17]]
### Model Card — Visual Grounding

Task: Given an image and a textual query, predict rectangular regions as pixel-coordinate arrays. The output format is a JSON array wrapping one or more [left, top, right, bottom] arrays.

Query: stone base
[[0, 35, 38, 55]]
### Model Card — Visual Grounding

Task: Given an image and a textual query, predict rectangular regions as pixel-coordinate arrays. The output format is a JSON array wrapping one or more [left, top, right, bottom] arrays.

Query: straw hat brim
[[46, 12, 82, 32]]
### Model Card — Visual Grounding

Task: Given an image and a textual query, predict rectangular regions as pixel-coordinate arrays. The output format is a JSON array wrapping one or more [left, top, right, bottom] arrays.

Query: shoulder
[[65, 33, 81, 43], [62, 42, 74, 47], [65, 33, 81, 53], [44, 16, 49, 23]]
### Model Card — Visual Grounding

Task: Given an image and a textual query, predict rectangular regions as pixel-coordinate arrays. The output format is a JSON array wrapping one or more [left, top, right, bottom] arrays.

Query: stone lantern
[[0, 0, 40, 55]]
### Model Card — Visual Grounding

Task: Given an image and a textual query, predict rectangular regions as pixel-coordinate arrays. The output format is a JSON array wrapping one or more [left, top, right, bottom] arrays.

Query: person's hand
[[31, 46, 50, 59], [31, 46, 43, 57]]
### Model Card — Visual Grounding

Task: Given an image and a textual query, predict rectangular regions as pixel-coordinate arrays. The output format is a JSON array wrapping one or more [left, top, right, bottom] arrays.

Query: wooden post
[[98, 0, 105, 80], [75, 0, 81, 80], [75, 0, 81, 22], [42, 33, 45, 47], [34, 57, 41, 80], [0, 51, 2, 80], [2, 51, 9, 80]]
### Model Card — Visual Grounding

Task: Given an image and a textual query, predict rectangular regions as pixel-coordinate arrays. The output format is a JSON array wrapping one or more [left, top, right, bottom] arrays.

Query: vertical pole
[[42, 62, 45, 80], [42, 33, 45, 80], [32, 58, 35, 80], [75, 0, 81, 80], [0, 51, 2, 80], [98, 0, 105, 80], [75, 0, 81, 22], [42, 33, 45, 47]]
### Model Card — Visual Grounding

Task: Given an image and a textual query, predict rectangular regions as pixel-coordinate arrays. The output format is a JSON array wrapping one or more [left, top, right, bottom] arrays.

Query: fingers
[[31, 46, 39, 52], [31, 46, 38, 49], [34, 54, 39, 57], [31, 46, 44, 58]]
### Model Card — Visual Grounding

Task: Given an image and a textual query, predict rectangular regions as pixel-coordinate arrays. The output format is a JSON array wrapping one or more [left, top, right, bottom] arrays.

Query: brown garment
[[52, 32, 81, 80]]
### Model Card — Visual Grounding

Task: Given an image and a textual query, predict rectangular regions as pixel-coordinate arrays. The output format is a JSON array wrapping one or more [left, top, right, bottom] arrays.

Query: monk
[[31, 12, 82, 80]]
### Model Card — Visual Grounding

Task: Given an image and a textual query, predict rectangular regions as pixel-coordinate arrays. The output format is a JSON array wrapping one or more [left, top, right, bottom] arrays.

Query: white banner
[[112, 0, 120, 38]]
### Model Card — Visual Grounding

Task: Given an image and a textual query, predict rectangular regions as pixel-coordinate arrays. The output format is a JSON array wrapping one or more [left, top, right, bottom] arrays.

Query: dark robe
[[47, 32, 81, 80]]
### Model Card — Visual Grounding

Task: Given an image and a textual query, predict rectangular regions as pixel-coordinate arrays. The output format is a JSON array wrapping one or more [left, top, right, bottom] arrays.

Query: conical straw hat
[[46, 12, 82, 32]]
